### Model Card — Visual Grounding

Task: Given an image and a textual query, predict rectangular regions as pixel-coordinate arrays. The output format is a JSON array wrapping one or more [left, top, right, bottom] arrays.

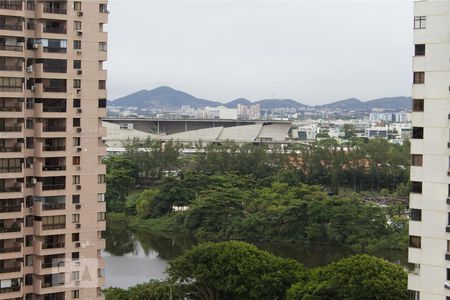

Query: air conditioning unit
[[30, 85, 35, 91], [76, 147, 82, 152], [77, 11, 83, 16], [75, 204, 81, 209], [76, 89, 81, 94], [26, 65, 33, 73], [75, 242, 81, 247], [77, 70, 82, 75], [76, 166, 81, 171], [76, 108, 82, 113], [28, 207, 33, 213], [76, 50, 82, 55], [30, 177, 37, 184], [76, 128, 82, 133], [75, 223, 81, 229], [76, 185, 81, 190], [77, 30, 82, 36], [32, 43, 39, 49]]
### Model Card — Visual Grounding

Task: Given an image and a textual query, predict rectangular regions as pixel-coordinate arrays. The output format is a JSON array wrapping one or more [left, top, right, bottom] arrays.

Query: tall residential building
[[409, 1, 450, 299], [0, 1, 108, 299]]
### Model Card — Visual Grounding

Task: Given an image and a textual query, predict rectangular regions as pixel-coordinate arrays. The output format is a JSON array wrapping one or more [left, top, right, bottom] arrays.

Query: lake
[[104, 223, 408, 288]]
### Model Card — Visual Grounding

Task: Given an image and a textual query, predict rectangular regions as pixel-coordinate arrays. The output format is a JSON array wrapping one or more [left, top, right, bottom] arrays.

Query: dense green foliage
[[286, 254, 408, 300], [104, 241, 407, 300]]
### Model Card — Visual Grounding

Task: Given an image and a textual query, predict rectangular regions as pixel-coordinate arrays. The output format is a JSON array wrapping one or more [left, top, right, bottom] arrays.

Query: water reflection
[[104, 222, 408, 288]]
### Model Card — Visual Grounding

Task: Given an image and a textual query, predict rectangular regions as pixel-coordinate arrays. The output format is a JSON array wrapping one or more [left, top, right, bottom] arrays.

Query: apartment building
[[409, 1, 450, 299], [0, 0, 108, 299]]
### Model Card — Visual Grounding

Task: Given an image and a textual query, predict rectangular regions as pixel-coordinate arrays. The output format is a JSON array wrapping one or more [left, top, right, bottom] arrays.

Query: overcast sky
[[107, 1, 413, 105]]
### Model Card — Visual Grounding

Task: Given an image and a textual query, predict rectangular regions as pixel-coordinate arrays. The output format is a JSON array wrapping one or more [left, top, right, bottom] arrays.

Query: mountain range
[[109, 86, 411, 111]]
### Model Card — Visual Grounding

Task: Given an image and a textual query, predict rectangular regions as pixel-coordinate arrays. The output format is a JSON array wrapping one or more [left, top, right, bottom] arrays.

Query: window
[[97, 193, 105, 202], [73, 156, 80, 165], [447, 268, 450, 281], [72, 252, 80, 260], [26, 98, 34, 109], [99, 3, 108, 13], [412, 181, 422, 194], [73, 137, 80, 146], [25, 235, 33, 247], [97, 212, 106, 221], [98, 174, 105, 183], [72, 195, 80, 204], [415, 44, 425, 56], [25, 254, 33, 266], [26, 215, 33, 227], [72, 290, 80, 299], [99, 42, 107, 51], [73, 79, 81, 89], [413, 72, 425, 84], [72, 271, 80, 280], [74, 21, 81, 31], [73, 118, 80, 127], [410, 209, 422, 221], [99, 80, 106, 89], [412, 127, 423, 139], [414, 16, 426, 29], [72, 233, 80, 242], [26, 118, 33, 129], [409, 236, 421, 248], [411, 154, 423, 166], [412, 99, 424, 112], [98, 98, 107, 108], [72, 214, 80, 223], [73, 40, 81, 50], [73, 1, 81, 11], [26, 137, 33, 149], [73, 60, 81, 69], [408, 290, 420, 300], [73, 175, 80, 184], [73, 99, 81, 108], [25, 274, 33, 286]]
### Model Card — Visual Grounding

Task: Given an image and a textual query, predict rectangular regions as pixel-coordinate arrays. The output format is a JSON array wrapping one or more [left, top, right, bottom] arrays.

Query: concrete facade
[[0, 1, 107, 299], [409, 1, 450, 299]]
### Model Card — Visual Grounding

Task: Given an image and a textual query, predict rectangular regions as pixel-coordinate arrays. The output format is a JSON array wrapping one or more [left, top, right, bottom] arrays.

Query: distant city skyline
[[107, 1, 413, 105]]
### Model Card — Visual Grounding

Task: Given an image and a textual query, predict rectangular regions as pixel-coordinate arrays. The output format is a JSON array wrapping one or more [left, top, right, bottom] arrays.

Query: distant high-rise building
[[249, 103, 261, 120], [408, 1, 450, 299], [0, 1, 108, 299]]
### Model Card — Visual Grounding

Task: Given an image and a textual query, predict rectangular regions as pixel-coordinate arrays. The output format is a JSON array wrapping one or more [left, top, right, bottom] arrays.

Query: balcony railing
[[0, 146, 21, 153], [43, 165, 66, 171], [0, 105, 21, 111], [0, 205, 21, 213], [0, 65, 22, 71], [0, 286, 20, 294], [43, 27, 66, 34], [43, 126, 66, 132], [43, 145, 65, 151], [43, 7, 66, 14], [0, 24, 22, 31], [42, 242, 64, 249], [43, 47, 66, 53], [42, 281, 65, 288], [0, 187, 21, 193], [0, 44, 23, 52], [0, 2, 22, 10], [43, 86, 66, 93], [42, 203, 65, 210], [42, 223, 65, 230], [0, 167, 21, 173], [43, 106, 66, 112], [0, 266, 20, 273], [0, 246, 21, 253], [42, 184, 65, 191], [0, 126, 21, 132], [43, 67, 67, 73], [0, 86, 21, 92], [42, 261, 64, 268], [0, 226, 21, 233]]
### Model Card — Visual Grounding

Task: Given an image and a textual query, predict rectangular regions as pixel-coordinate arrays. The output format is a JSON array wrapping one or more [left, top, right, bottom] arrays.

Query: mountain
[[256, 99, 307, 110], [109, 86, 221, 109], [224, 98, 252, 108], [318, 96, 411, 110]]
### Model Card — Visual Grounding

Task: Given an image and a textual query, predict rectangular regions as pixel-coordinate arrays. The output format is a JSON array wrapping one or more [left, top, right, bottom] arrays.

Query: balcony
[[0, 146, 21, 153], [42, 184, 65, 191], [43, 47, 66, 53], [0, 2, 22, 10], [0, 65, 21, 71], [43, 145, 65, 152], [0, 24, 22, 31], [42, 224, 65, 230], [43, 126, 65, 132], [0, 266, 20, 273], [0, 105, 21, 112], [0, 125, 21, 132], [42, 242, 64, 249], [0, 225, 21, 233], [43, 7, 66, 14], [43, 27, 66, 34], [0, 205, 21, 213], [0, 286, 20, 294], [42, 165, 66, 172], [0, 167, 21, 173], [42, 261, 64, 269], [42, 203, 65, 210], [0, 186, 20, 193], [42, 281, 65, 288], [0, 86, 21, 92], [43, 86, 66, 93], [0, 246, 21, 253], [0, 44, 22, 52]]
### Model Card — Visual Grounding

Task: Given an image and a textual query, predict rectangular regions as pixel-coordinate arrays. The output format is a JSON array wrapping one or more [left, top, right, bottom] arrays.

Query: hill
[[256, 99, 307, 110], [224, 98, 252, 108], [318, 97, 411, 110]]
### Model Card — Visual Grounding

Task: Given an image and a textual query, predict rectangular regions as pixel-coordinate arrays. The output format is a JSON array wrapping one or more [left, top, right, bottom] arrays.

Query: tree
[[104, 280, 186, 300], [167, 241, 306, 300], [286, 254, 407, 300]]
